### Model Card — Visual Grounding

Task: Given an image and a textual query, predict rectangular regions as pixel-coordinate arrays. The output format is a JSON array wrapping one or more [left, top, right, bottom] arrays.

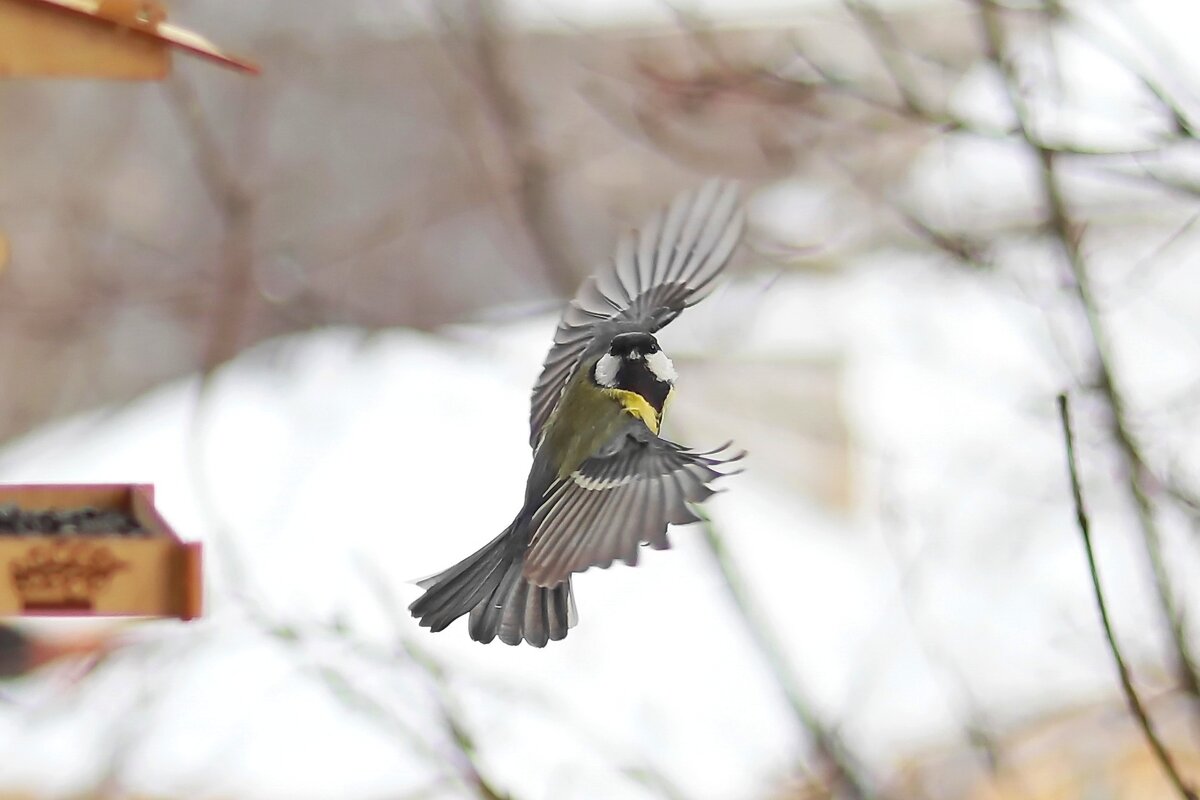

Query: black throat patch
[[617, 358, 672, 414]]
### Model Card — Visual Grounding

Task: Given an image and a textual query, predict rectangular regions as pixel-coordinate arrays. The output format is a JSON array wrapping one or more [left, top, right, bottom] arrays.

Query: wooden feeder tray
[[0, 484, 200, 620]]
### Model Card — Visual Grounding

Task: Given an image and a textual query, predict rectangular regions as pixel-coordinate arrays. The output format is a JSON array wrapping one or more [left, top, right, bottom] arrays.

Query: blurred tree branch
[[874, 471, 1023, 793], [696, 509, 877, 800], [243, 599, 511, 799], [1058, 392, 1198, 800], [974, 0, 1200, 703], [162, 71, 257, 376], [355, 559, 692, 800], [432, 0, 579, 297]]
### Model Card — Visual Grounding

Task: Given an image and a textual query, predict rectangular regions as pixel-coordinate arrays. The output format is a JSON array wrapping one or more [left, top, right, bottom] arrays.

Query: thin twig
[[842, 0, 928, 116], [874, 469, 1032, 796], [1057, 393, 1197, 800], [696, 509, 876, 800], [438, 0, 579, 297], [356, 558, 691, 800], [161, 72, 257, 376], [264, 617, 511, 800]]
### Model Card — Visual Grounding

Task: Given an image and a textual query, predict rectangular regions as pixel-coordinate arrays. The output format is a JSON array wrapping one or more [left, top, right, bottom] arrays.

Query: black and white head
[[593, 332, 677, 410]]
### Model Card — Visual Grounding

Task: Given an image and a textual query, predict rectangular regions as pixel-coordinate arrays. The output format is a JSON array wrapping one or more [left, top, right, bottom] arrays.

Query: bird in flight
[[410, 180, 745, 646]]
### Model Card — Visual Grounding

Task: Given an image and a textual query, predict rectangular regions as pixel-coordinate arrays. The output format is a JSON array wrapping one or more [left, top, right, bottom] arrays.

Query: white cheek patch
[[645, 350, 677, 383], [594, 353, 620, 387]]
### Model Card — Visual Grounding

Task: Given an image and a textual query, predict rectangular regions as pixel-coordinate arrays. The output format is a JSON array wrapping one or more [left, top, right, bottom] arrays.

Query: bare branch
[[1057, 392, 1198, 800]]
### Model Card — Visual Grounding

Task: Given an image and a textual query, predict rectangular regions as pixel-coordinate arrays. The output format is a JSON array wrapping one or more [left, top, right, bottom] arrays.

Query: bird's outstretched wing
[[528, 180, 745, 448], [522, 424, 743, 587]]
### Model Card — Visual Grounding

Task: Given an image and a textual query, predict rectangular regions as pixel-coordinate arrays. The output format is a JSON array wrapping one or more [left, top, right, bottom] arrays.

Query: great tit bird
[[409, 180, 745, 647]]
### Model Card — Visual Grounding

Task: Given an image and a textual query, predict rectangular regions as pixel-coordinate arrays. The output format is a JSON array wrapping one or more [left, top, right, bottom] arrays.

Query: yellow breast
[[601, 387, 668, 435]]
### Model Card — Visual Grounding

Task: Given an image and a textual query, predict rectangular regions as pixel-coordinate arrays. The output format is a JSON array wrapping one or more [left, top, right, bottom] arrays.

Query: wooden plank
[[176, 541, 203, 620], [0, 0, 169, 79], [2, 0, 259, 76], [0, 536, 173, 616], [130, 483, 177, 540]]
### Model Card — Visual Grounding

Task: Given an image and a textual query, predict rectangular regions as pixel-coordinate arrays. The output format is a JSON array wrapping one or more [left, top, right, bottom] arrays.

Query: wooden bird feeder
[[0, 0, 258, 79], [0, 484, 201, 620]]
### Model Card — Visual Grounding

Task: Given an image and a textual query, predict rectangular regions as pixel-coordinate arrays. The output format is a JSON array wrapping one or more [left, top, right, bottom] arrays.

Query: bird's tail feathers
[[409, 518, 577, 647]]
